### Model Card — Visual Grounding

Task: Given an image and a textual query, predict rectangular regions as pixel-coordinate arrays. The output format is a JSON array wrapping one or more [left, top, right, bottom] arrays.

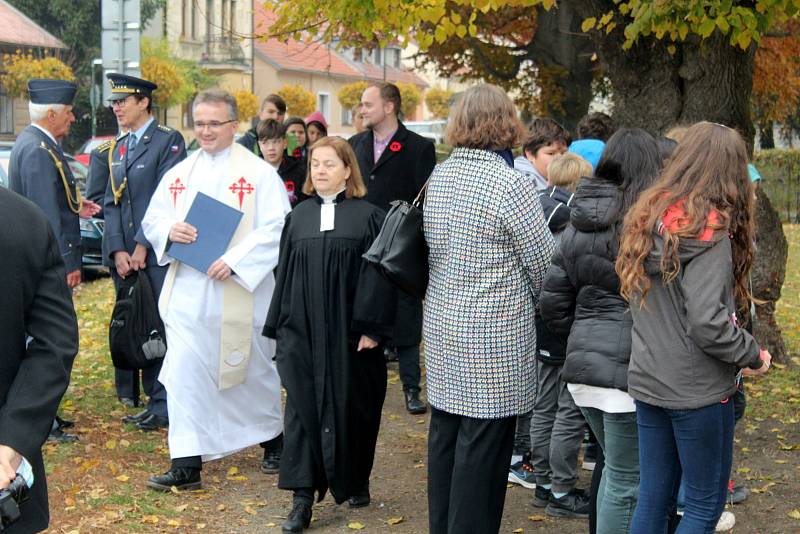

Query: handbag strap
[[412, 177, 431, 208]]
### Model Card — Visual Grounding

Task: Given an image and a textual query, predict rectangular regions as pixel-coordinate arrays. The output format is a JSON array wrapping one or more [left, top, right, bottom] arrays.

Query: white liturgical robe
[[141, 144, 291, 461]]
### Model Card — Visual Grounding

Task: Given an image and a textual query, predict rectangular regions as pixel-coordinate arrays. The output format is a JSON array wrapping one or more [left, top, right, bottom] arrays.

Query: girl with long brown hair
[[616, 122, 771, 533]]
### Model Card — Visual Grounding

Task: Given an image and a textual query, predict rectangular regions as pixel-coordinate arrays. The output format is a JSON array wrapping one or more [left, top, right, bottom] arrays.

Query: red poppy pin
[[119, 144, 127, 158], [389, 141, 402, 152]]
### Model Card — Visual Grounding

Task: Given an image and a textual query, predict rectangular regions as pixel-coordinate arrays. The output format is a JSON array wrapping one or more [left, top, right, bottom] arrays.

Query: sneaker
[[545, 488, 590, 519], [582, 443, 597, 471], [728, 481, 750, 505], [532, 485, 551, 508], [508, 460, 536, 489], [714, 510, 736, 532]]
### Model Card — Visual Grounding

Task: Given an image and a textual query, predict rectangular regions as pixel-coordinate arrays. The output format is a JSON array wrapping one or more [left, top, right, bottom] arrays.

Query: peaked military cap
[[106, 73, 158, 102], [27, 79, 77, 105]]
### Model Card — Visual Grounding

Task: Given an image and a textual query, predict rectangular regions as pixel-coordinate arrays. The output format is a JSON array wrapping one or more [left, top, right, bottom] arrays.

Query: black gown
[[264, 193, 396, 503]]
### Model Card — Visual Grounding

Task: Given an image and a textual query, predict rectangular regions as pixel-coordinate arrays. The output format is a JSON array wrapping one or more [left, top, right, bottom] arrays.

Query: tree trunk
[[759, 121, 776, 149], [572, 0, 788, 359], [752, 187, 789, 360], [530, 4, 595, 133]]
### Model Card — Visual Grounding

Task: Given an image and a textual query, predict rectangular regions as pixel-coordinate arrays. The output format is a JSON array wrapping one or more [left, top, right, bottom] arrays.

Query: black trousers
[[428, 407, 516, 534], [397, 344, 421, 391]]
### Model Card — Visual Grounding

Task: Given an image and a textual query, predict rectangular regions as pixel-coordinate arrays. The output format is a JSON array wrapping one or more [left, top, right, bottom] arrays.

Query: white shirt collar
[[31, 123, 57, 145], [201, 145, 232, 164]]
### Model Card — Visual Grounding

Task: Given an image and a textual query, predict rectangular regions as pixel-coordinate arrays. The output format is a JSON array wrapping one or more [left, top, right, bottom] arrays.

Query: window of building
[[387, 48, 401, 68], [317, 93, 330, 122], [191, 1, 197, 39], [181, 0, 187, 36], [341, 106, 352, 126], [0, 90, 13, 134], [222, 0, 229, 36], [182, 98, 194, 129], [230, 0, 237, 34], [372, 48, 382, 66]]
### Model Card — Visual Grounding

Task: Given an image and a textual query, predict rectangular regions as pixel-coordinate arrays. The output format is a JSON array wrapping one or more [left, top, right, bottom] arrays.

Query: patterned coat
[[422, 148, 554, 419]]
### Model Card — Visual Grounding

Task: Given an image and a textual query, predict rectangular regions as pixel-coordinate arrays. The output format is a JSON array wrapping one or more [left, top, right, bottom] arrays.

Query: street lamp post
[[90, 58, 103, 137]]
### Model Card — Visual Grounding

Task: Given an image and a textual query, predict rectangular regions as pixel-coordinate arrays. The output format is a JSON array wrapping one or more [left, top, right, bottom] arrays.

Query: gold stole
[[160, 143, 258, 390]]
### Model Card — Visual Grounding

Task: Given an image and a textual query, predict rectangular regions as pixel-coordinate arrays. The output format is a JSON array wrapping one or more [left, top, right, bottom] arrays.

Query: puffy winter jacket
[[539, 177, 632, 390]]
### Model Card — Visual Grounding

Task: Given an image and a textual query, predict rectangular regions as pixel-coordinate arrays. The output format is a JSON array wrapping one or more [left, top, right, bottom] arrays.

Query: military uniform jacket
[[102, 120, 186, 294], [8, 125, 82, 272], [0, 188, 78, 533], [348, 123, 436, 345], [85, 144, 111, 210]]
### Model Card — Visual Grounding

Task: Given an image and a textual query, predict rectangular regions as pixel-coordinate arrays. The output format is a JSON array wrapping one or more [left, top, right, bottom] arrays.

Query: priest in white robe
[[141, 89, 291, 491]]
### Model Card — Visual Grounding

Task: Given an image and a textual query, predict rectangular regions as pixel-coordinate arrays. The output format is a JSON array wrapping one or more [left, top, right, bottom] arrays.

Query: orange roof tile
[[0, 0, 65, 49], [254, 4, 427, 87]]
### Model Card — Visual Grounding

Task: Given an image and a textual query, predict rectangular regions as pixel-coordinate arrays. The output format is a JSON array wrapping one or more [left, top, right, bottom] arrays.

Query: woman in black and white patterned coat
[[423, 84, 555, 534]]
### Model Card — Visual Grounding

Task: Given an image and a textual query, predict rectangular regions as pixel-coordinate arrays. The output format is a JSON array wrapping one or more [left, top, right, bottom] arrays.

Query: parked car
[[74, 135, 115, 166], [0, 144, 105, 272], [404, 120, 447, 145]]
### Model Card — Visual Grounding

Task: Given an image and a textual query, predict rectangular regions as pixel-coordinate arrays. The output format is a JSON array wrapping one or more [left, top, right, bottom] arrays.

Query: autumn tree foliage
[[1, 51, 74, 98], [751, 24, 800, 148], [425, 87, 454, 119], [337, 81, 369, 110], [396, 82, 422, 119], [235, 90, 259, 122], [277, 84, 316, 117], [140, 39, 216, 108]]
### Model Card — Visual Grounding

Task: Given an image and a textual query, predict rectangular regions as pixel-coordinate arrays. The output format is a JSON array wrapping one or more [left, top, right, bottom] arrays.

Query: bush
[[0, 51, 74, 98], [234, 90, 259, 122], [338, 81, 368, 110], [277, 84, 315, 118], [754, 149, 800, 222]]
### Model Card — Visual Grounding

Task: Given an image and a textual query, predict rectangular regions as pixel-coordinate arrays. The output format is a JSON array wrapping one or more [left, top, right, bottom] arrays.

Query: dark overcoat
[[8, 125, 82, 272], [102, 120, 185, 295], [0, 188, 78, 534], [348, 123, 436, 345]]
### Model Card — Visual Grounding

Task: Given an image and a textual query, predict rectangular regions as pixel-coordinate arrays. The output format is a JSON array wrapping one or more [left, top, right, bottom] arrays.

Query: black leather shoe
[[122, 409, 151, 424], [404, 388, 427, 415], [261, 450, 281, 474], [383, 345, 398, 362], [55, 415, 74, 429], [146, 467, 201, 492], [118, 397, 137, 408], [48, 426, 79, 443], [347, 491, 371, 508], [135, 413, 168, 431], [282, 501, 312, 532]]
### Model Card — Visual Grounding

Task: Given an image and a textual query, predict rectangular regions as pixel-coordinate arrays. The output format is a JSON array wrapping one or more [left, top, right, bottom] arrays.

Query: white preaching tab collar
[[319, 188, 345, 232]]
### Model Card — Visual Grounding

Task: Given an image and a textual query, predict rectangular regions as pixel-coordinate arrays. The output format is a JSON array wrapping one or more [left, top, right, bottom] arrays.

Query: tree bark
[[752, 187, 789, 360], [529, 4, 595, 133]]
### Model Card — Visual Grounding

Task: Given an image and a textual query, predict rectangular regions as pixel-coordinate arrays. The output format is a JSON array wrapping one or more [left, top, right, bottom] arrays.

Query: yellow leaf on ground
[[119, 439, 130, 448], [167, 519, 180, 527], [115, 475, 129, 482], [217, 504, 226, 511], [105, 439, 117, 450], [244, 506, 257, 516], [196, 523, 207, 530], [227, 466, 239, 476], [736, 467, 750, 473], [348, 522, 366, 530], [142, 515, 159, 524], [514, 529, 524, 533], [387, 516, 404, 525], [175, 504, 189, 512], [528, 515, 546, 521], [788, 509, 800, 519], [265, 523, 277, 527]]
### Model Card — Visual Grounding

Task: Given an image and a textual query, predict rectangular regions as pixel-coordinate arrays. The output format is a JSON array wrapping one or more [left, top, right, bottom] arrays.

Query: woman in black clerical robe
[[263, 136, 396, 533]]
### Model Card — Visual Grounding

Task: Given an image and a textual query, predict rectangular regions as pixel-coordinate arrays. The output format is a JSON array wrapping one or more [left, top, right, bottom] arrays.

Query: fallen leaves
[[788, 509, 800, 520], [348, 521, 366, 530], [387, 516, 404, 525]]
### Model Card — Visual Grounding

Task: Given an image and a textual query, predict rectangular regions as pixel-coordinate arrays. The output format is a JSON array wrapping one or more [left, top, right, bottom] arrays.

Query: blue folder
[[167, 192, 243, 274]]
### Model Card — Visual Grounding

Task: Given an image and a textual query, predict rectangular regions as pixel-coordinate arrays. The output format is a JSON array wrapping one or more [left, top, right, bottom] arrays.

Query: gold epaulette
[[96, 139, 114, 152]]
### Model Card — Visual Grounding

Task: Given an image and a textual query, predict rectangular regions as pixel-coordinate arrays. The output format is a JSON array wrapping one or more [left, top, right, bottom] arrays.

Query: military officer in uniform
[[102, 73, 186, 430], [9, 79, 101, 288]]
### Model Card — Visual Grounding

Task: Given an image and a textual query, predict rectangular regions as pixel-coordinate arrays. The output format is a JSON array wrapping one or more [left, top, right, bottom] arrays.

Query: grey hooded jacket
[[627, 227, 762, 410]]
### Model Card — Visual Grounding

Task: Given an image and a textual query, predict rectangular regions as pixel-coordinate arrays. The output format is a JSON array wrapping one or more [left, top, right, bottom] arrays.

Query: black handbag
[[109, 271, 167, 370], [363, 181, 429, 299]]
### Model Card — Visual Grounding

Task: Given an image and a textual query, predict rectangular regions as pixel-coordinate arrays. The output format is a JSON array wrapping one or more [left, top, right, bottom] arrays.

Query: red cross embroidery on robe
[[229, 177, 254, 210], [169, 178, 186, 207]]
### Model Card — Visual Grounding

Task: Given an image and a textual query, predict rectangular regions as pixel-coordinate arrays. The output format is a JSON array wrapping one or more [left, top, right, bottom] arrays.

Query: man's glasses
[[194, 120, 235, 130]]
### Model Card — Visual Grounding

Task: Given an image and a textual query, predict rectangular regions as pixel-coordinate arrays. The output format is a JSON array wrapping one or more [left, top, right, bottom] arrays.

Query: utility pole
[[101, 0, 142, 103]]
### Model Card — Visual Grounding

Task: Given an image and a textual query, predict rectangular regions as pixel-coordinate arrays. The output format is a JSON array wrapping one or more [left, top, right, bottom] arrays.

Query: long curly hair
[[616, 122, 755, 310]]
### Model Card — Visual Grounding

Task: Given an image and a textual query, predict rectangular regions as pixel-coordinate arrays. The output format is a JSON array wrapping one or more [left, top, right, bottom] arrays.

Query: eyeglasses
[[194, 120, 235, 130], [110, 97, 132, 108]]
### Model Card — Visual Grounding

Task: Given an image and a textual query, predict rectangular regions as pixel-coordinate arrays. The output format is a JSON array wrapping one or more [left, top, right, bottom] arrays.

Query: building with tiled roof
[[254, 3, 429, 135], [0, 0, 66, 139]]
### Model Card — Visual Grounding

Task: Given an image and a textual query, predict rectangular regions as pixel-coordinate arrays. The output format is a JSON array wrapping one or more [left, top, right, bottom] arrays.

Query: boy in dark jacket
[[528, 153, 593, 518], [257, 119, 308, 207]]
